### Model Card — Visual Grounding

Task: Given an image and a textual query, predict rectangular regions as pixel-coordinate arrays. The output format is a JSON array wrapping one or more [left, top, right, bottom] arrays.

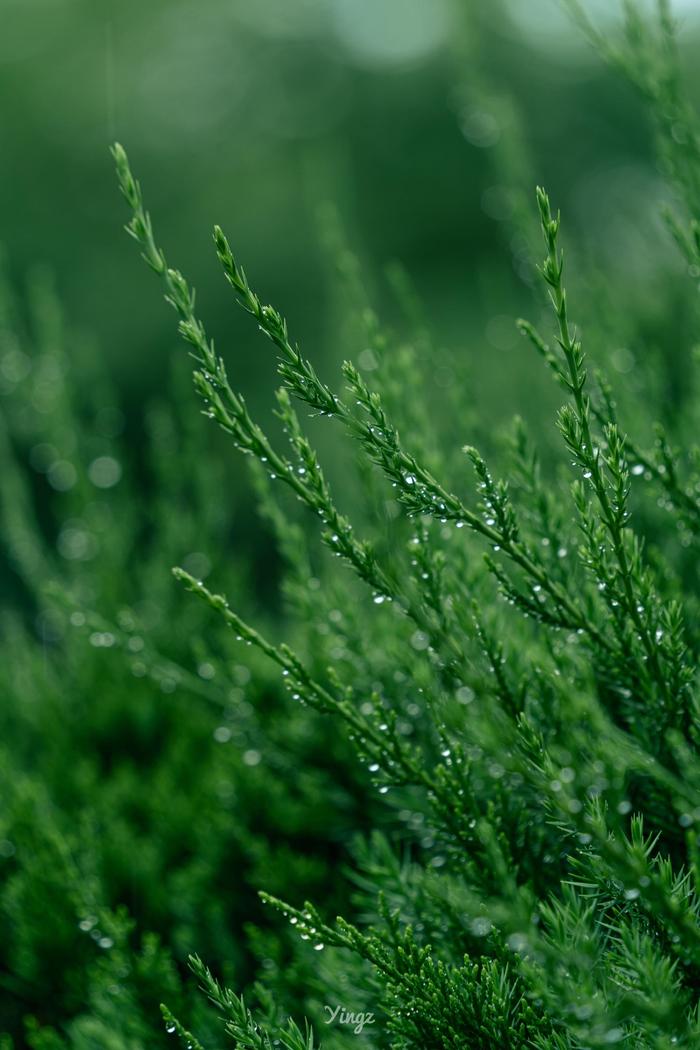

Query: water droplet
[[88, 456, 122, 489], [506, 932, 529, 953], [469, 916, 492, 936]]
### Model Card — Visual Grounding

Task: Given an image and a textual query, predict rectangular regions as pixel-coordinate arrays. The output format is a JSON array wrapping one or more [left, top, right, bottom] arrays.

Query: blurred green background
[[4, 0, 700, 423], [4, 1, 700, 1045]]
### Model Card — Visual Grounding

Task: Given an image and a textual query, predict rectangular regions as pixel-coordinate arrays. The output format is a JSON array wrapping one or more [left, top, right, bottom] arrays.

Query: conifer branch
[[188, 956, 318, 1050], [531, 186, 686, 726]]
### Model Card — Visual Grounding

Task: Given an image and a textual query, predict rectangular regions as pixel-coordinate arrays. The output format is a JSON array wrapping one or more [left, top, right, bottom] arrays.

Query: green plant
[[5, 1, 700, 1047], [0, 259, 376, 1047], [107, 6, 700, 1042]]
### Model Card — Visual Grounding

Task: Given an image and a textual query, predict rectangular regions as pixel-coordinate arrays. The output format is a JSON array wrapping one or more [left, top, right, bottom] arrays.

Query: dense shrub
[[4, 3, 700, 1047]]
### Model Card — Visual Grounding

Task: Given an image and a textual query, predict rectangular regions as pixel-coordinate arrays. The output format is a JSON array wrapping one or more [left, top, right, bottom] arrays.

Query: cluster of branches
[[109, 3, 700, 1047]]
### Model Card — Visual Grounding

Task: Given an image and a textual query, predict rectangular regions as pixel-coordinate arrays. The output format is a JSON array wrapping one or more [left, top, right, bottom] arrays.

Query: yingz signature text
[[324, 1004, 376, 1034]]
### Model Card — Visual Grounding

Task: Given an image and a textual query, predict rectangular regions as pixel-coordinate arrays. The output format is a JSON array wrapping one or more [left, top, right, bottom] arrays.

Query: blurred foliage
[[2, 0, 699, 410], [0, 264, 383, 1044]]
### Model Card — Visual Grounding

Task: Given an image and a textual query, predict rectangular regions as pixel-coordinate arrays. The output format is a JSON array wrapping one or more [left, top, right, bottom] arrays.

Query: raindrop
[[469, 916, 492, 936], [506, 932, 529, 953], [88, 456, 122, 489], [47, 460, 77, 492]]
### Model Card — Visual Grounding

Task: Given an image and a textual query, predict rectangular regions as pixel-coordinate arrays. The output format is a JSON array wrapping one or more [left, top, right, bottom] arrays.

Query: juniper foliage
[[0, 257, 378, 1045], [105, 6, 700, 1045], [4, 1, 700, 1048]]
